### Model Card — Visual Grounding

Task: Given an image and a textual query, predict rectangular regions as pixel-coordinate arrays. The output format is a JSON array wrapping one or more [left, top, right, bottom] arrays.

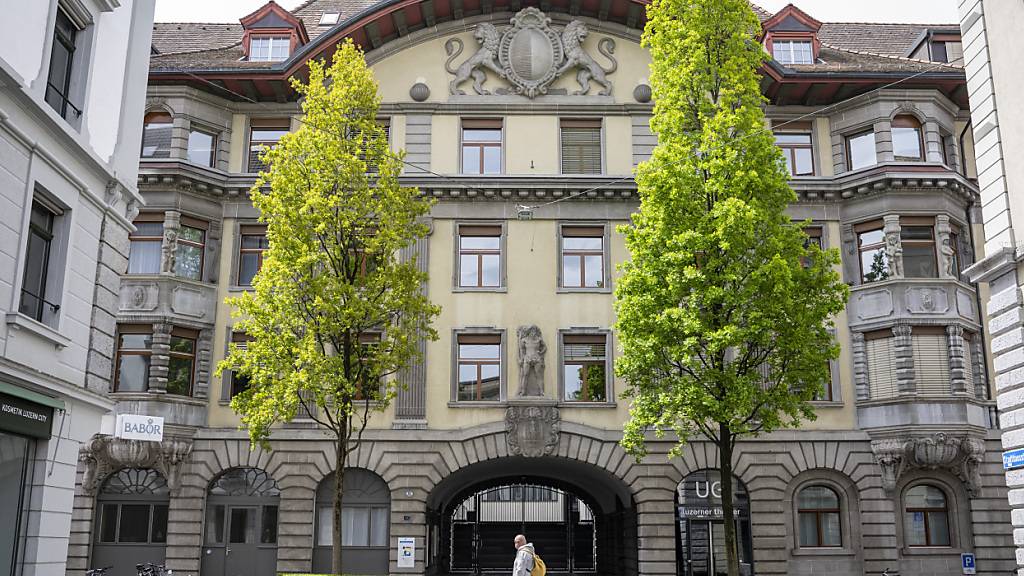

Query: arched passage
[[426, 456, 637, 576]]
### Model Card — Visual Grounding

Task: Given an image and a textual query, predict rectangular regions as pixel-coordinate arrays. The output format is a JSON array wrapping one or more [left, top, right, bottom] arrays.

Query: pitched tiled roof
[[149, 0, 963, 74]]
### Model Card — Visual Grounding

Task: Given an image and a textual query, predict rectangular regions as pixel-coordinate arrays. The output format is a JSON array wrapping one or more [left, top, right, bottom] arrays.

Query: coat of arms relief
[[444, 8, 617, 98]]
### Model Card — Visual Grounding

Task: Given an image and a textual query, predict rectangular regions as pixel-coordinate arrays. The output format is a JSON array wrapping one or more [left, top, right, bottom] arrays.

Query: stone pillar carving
[[946, 324, 969, 395], [892, 324, 915, 394], [841, 223, 858, 284], [517, 325, 547, 397], [971, 336, 987, 399], [935, 215, 957, 279], [161, 210, 181, 275], [883, 215, 903, 279], [194, 328, 214, 399], [79, 435, 194, 495], [394, 219, 432, 428], [871, 433, 985, 496], [870, 437, 906, 494], [206, 219, 222, 284], [852, 332, 870, 401], [148, 322, 172, 393]]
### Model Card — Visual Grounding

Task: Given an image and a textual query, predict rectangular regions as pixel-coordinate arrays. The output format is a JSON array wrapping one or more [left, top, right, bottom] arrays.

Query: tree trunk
[[333, 439, 346, 575], [718, 422, 740, 576]]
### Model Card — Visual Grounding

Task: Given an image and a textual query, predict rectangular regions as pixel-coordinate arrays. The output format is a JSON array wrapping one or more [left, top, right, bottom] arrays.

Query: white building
[[0, 0, 153, 574]]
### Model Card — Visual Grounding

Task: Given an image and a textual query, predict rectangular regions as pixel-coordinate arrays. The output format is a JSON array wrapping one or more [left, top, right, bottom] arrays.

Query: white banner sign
[[115, 414, 164, 442], [397, 537, 415, 568]]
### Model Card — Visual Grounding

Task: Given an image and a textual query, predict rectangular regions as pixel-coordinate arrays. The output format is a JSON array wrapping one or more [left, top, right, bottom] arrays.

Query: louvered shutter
[[962, 333, 976, 398], [866, 336, 897, 399], [912, 332, 951, 395], [561, 120, 602, 174]]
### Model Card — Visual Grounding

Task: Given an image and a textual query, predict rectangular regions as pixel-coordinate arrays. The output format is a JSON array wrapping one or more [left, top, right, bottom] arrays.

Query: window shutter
[[561, 120, 602, 174], [912, 333, 950, 395], [563, 334, 607, 360], [962, 333, 976, 398], [866, 336, 897, 400]]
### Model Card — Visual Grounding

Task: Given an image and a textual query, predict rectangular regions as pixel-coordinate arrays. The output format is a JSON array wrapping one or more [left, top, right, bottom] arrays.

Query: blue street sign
[[1003, 448, 1024, 470], [961, 552, 976, 575]]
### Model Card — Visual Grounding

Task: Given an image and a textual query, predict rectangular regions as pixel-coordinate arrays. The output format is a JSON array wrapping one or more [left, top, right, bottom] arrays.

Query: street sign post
[[1003, 448, 1024, 470]]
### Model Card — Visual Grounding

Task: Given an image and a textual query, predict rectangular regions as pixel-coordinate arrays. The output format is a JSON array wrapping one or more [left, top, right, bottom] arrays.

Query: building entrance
[[676, 470, 754, 576], [449, 483, 596, 574]]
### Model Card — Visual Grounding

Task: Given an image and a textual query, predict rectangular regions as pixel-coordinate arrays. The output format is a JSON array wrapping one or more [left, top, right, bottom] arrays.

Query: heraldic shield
[[505, 404, 560, 457]]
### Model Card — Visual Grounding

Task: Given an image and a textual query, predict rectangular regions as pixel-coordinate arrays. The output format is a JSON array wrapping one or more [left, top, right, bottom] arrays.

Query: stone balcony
[[846, 277, 980, 333], [119, 274, 219, 326]]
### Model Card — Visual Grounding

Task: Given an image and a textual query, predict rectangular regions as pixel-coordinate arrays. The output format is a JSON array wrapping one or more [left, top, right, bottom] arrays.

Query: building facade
[[68, 2, 1015, 576], [957, 0, 1024, 574], [0, 0, 154, 575]]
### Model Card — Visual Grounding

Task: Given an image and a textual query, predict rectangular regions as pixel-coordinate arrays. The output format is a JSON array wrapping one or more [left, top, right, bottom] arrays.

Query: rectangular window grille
[[248, 119, 290, 173], [458, 225, 502, 288], [461, 119, 502, 175], [772, 40, 813, 64], [457, 333, 501, 401], [561, 226, 605, 288], [238, 224, 268, 286], [250, 36, 290, 61], [774, 122, 814, 176], [560, 119, 602, 174], [562, 334, 608, 402], [913, 330, 950, 396], [866, 333, 897, 400], [128, 213, 164, 275]]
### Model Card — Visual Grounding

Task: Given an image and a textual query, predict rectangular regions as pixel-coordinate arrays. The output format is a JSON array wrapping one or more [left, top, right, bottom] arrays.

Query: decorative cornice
[[870, 432, 985, 496], [79, 435, 193, 496]]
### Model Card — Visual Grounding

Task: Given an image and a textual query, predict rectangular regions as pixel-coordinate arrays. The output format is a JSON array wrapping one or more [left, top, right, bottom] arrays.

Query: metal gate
[[449, 484, 596, 575]]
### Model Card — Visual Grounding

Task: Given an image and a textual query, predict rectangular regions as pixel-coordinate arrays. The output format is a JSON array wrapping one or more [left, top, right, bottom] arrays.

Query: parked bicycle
[[85, 567, 111, 576], [136, 563, 172, 576]]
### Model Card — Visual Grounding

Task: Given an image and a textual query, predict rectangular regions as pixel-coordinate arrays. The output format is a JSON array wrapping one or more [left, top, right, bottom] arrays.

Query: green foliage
[[218, 39, 440, 448], [616, 0, 848, 457]]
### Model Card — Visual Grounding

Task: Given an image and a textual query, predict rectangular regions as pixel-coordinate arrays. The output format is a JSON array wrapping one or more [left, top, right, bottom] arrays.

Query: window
[[930, 39, 963, 64], [248, 119, 290, 173], [456, 333, 501, 402], [45, 8, 81, 121], [114, 325, 153, 392], [461, 120, 502, 175], [562, 333, 609, 402], [319, 12, 340, 25], [19, 201, 59, 323], [355, 332, 383, 400], [904, 485, 950, 547], [561, 226, 605, 289], [97, 502, 169, 544], [865, 330, 897, 400], [141, 112, 173, 158], [238, 224, 268, 286], [175, 217, 207, 281], [127, 214, 163, 274], [249, 36, 290, 61], [187, 128, 217, 166], [774, 124, 814, 176], [912, 327, 950, 396], [846, 130, 877, 171], [949, 227, 963, 280], [228, 332, 252, 399], [797, 485, 841, 548], [560, 119, 602, 174], [317, 506, 388, 548], [801, 226, 822, 268], [772, 40, 813, 64], [856, 223, 889, 283], [901, 219, 936, 278], [813, 361, 833, 402], [457, 224, 502, 288], [892, 116, 924, 161], [167, 328, 198, 396]]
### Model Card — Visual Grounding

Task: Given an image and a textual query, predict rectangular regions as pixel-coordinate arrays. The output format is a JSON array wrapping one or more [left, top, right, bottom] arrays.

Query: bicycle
[[135, 563, 172, 576], [85, 567, 112, 576]]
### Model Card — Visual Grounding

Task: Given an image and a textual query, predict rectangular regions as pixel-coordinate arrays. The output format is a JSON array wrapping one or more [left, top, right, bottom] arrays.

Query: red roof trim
[[240, 1, 310, 44]]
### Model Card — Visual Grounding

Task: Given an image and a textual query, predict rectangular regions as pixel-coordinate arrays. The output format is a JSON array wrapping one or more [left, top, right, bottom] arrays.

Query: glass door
[[224, 506, 258, 576], [685, 521, 750, 576]]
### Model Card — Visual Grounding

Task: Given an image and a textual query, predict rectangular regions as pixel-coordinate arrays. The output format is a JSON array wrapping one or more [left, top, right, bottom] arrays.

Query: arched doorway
[[675, 470, 754, 576], [201, 467, 280, 576], [312, 469, 391, 575], [92, 468, 169, 576], [427, 457, 637, 576]]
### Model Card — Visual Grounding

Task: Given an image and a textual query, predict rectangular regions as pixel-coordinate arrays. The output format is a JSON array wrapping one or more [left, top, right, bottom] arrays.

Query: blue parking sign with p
[[961, 552, 976, 574]]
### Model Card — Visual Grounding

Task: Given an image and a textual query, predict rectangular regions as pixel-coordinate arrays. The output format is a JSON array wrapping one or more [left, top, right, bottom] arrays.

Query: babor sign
[[115, 414, 164, 442], [676, 469, 750, 520]]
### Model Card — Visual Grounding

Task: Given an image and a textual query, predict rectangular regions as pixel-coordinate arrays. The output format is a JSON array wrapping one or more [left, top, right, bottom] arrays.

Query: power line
[[164, 51, 965, 212]]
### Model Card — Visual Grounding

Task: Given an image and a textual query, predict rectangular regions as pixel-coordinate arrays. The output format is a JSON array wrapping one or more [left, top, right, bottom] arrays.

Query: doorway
[[676, 470, 754, 576], [201, 468, 280, 576]]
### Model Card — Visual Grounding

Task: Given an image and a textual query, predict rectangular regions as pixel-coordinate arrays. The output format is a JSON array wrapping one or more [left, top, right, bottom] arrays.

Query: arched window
[[202, 467, 280, 576], [313, 469, 390, 575], [797, 485, 841, 547], [892, 115, 924, 161], [904, 484, 951, 546], [141, 111, 173, 158], [92, 468, 169, 571]]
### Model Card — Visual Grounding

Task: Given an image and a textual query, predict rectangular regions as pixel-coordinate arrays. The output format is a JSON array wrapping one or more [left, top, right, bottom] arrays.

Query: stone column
[[874, 119, 894, 164], [161, 210, 181, 275], [947, 324, 969, 395], [883, 215, 903, 279], [923, 120, 945, 163], [892, 324, 915, 394], [936, 215, 957, 280], [148, 322, 172, 393], [852, 332, 870, 401]]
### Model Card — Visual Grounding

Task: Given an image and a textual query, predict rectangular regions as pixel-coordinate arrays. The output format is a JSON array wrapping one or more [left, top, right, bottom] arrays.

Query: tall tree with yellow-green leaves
[[615, 1, 848, 574], [218, 40, 439, 575]]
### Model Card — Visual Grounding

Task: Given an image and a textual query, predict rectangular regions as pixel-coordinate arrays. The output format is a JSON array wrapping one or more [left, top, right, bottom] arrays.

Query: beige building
[[68, 2, 1015, 576]]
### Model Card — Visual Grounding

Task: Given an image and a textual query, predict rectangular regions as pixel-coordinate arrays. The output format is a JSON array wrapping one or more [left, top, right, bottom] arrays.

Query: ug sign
[[444, 8, 617, 98]]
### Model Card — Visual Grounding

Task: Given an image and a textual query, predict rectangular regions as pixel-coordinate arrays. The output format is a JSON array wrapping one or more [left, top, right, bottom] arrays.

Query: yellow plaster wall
[[228, 114, 246, 173], [605, 116, 633, 175], [431, 115, 460, 174], [814, 118, 834, 177], [390, 114, 406, 153], [506, 117, 559, 174]]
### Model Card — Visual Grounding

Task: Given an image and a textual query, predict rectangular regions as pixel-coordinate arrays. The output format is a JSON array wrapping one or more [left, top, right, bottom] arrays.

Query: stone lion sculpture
[[557, 21, 617, 96], [445, 23, 504, 95], [517, 325, 547, 397]]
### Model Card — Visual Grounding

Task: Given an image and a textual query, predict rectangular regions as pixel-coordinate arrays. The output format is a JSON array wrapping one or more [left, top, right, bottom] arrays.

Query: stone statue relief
[[517, 325, 546, 396], [940, 237, 956, 278], [444, 8, 617, 98]]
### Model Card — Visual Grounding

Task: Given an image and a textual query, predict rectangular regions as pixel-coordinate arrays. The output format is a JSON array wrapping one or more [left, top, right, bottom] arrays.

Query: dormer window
[[773, 40, 813, 65], [250, 36, 290, 61]]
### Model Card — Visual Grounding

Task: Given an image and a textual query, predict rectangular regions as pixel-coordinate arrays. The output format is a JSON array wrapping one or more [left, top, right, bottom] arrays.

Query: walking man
[[512, 534, 535, 576]]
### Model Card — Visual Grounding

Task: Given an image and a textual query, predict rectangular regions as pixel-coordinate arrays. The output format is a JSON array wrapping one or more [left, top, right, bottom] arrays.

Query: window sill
[[901, 546, 961, 556], [790, 547, 856, 557], [809, 400, 844, 408], [452, 286, 508, 293], [228, 285, 255, 293], [5, 313, 70, 349], [447, 401, 508, 408], [556, 286, 612, 294], [558, 401, 617, 408]]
